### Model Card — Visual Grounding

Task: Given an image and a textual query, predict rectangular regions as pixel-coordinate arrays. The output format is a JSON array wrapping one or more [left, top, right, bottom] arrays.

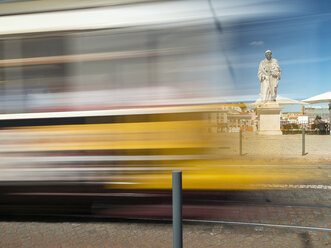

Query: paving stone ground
[[0, 220, 330, 248], [216, 133, 331, 161]]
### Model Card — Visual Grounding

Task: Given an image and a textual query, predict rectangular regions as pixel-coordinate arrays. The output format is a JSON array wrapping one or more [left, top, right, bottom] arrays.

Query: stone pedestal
[[256, 102, 282, 135]]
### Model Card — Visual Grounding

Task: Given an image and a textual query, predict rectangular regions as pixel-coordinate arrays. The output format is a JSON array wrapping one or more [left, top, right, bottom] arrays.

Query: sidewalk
[[0, 220, 329, 248], [216, 132, 331, 163]]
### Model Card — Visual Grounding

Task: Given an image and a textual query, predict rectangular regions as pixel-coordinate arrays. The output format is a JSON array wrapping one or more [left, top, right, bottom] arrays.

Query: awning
[[253, 95, 307, 105], [302, 91, 331, 104]]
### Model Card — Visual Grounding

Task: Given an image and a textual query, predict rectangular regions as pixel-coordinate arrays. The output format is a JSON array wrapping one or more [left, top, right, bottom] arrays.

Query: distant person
[[326, 122, 330, 135], [314, 116, 325, 135]]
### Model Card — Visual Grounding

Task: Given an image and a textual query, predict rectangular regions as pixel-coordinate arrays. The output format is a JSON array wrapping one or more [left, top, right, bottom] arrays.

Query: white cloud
[[249, 41, 264, 46]]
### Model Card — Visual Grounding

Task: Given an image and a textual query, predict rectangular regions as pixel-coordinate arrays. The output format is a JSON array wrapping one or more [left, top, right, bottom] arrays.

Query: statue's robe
[[258, 58, 281, 102]]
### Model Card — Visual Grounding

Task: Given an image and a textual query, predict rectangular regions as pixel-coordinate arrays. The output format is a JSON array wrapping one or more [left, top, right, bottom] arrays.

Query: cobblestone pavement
[[0, 219, 330, 248], [216, 133, 331, 161]]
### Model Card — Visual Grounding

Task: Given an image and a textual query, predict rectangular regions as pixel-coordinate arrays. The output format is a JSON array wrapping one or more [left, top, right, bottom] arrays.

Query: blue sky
[[221, 0, 331, 110]]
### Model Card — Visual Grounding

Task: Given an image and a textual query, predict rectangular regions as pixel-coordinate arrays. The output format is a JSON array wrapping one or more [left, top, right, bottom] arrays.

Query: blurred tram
[[0, 1, 307, 216]]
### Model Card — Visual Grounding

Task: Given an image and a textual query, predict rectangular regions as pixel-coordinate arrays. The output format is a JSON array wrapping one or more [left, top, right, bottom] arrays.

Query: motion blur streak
[[0, 105, 310, 190], [0, 0, 319, 218]]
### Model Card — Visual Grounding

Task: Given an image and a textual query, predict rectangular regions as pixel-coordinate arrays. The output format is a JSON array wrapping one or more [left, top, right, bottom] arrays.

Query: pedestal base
[[256, 102, 283, 135], [258, 130, 283, 135]]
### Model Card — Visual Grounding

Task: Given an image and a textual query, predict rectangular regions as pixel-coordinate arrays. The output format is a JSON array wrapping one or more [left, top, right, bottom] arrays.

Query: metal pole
[[302, 128, 307, 156], [239, 129, 243, 156], [172, 171, 183, 248]]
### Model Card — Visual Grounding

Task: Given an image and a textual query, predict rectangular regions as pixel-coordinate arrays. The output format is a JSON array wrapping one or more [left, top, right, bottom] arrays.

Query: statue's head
[[265, 50, 272, 60]]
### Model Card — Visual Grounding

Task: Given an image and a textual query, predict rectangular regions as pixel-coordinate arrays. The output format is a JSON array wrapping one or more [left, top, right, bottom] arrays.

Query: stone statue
[[258, 50, 281, 102]]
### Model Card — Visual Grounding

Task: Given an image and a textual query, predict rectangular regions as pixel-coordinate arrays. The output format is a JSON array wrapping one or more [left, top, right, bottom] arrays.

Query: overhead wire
[[207, 0, 236, 83]]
